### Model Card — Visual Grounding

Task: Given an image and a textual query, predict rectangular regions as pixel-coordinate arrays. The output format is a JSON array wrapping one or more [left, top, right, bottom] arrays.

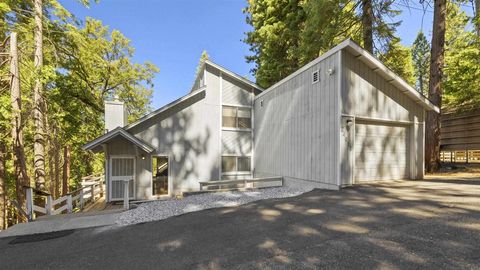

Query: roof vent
[[312, 70, 319, 84]]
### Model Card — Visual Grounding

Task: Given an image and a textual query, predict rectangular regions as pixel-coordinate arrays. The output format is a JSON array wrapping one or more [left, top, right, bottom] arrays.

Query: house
[[83, 39, 439, 202]]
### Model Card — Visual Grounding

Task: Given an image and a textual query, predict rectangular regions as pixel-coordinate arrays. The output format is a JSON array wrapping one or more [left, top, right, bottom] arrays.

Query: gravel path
[[117, 185, 316, 225]]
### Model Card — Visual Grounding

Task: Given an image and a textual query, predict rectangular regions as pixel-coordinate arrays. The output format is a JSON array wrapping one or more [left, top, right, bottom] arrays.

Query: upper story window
[[222, 106, 251, 129]]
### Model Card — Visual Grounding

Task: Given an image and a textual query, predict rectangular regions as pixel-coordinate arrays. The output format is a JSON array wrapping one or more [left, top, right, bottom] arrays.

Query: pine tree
[[195, 50, 209, 76], [425, 0, 447, 173], [244, 0, 305, 88], [379, 38, 415, 86], [443, 2, 480, 109], [33, 0, 46, 191], [412, 31, 430, 95]]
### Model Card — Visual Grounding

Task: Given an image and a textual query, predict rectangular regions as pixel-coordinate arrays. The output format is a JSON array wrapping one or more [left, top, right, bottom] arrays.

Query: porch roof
[[82, 127, 155, 153]]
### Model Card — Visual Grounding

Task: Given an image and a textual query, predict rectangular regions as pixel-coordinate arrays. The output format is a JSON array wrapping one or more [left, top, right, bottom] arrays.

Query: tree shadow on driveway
[[1, 179, 480, 270]]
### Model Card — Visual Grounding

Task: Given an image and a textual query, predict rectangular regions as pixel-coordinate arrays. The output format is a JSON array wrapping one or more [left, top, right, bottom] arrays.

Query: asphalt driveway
[[1, 176, 479, 269]]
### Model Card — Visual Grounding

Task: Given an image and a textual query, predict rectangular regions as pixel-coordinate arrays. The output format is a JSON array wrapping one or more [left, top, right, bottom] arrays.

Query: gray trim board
[[82, 127, 154, 153], [124, 87, 206, 130]]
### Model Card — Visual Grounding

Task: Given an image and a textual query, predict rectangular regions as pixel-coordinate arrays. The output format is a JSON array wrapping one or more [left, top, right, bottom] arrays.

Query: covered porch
[[82, 127, 168, 202]]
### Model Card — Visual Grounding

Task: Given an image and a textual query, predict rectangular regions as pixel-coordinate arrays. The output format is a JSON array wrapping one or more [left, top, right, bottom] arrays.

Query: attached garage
[[354, 121, 410, 182], [254, 39, 439, 190]]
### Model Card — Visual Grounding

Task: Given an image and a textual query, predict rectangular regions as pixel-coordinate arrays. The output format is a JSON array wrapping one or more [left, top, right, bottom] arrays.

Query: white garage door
[[355, 122, 410, 181]]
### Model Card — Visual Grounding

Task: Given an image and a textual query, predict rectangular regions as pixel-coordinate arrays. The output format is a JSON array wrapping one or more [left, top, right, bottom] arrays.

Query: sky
[[58, 0, 475, 109]]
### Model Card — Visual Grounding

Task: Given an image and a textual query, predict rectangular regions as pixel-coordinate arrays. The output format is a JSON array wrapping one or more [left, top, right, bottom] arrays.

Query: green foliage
[[244, 0, 402, 88], [0, 0, 158, 205], [443, 2, 480, 110], [379, 38, 415, 86], [299, 0, 361, 65], [195, 50, 209, 76], [244, 0, 305, 88], [411, 31, 430, 95]]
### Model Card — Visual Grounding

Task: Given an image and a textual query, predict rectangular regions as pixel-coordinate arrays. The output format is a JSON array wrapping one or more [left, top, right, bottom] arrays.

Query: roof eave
[[82, 128, 155, 153], [204, 60, 264, 92], [344, 40, 440, 113]]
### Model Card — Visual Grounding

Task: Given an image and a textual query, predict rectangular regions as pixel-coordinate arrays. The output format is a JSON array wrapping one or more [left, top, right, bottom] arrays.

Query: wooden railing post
[[100, 179, 104, 197], [46, 195, 53, 216], [79, 189, 84, 210], [66, 194, 73, 214], [91, 184, 95, 201], [123, 180, 129, 210], [25, 187, 34, 221]]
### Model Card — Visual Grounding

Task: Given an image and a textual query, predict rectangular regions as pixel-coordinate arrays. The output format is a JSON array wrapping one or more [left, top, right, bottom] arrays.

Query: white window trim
[[221, 155, 252, 174], [222, 105, 252, 129], [221, 127, 252, 132], [222, 103, 252, 109]]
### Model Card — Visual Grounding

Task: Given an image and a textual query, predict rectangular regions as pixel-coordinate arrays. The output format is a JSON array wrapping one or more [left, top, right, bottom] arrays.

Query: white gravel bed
[[116, 185, 316, 225]]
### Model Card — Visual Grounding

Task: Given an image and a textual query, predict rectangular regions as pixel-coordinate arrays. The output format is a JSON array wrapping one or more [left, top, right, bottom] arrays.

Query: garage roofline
[[254, 39, 440, 113]]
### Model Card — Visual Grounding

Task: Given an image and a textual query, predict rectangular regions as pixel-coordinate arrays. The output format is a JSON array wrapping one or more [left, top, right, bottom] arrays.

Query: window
[[221, 156, 251, 173], [312, 70, 319, 84], [221, 156, 236, 172], [222, 106, 251, 129], [237, 108, 251, 128], [237, 157, 251, 172], [152, 156, 168, 196]]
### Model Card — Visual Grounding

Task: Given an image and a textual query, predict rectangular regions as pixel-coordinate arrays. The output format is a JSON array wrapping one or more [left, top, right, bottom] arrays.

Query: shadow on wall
[[130, 91, 219, 192]]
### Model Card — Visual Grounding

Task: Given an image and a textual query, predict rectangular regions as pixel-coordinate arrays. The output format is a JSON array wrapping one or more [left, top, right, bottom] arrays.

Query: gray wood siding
[[222, 130, 252, 155], [222, 75, 253, 106], [340, 49, 425, 181], [253, 52, 340, 187], [128, 66, 222, 196], [341, 50, 423, 122]]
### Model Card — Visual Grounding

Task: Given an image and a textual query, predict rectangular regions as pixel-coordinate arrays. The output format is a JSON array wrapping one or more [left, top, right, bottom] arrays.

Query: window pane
[[238, 117, 251, 128], [222, 106, 236, 117], [222, 156, 236, 172], [237, 108, 251, 128], [237, 108, 251, 118], [222, 106, 237, 127], [237, 157, 251, 172]]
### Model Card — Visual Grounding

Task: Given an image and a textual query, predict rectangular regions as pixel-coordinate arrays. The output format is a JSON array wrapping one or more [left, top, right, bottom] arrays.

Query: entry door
[[110, 156, 135, 200]]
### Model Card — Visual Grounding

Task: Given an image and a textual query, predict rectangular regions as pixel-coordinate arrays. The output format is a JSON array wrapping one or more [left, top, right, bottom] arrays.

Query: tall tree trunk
[[425, 0, 446, 173], [475, 0, 480, 36], [362, 0, 374, 53], [54, 134, 60, 198], [33, 0, 46, 191], [10, 32, 30, 208], [62, 146, 70, 196], [0, 141, 6, 230]]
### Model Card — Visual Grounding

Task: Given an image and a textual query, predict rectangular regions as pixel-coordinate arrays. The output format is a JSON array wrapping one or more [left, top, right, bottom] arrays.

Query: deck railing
[[23, 174, 105, 221]]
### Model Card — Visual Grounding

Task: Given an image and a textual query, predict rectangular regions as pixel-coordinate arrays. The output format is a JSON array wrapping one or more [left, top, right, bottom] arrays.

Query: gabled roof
[[195, 60, 264, 92], [124, 87, 206, 130], [255, 39, 439, 113], [82, 127, 155, 153]]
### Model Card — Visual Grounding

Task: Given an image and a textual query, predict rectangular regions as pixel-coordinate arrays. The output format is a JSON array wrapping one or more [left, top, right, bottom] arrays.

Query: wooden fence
[[23, 174, 105, 221]]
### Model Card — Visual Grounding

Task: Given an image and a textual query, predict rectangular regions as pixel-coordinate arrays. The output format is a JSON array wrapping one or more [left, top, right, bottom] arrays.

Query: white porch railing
[[24, 174, 105, 221]]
